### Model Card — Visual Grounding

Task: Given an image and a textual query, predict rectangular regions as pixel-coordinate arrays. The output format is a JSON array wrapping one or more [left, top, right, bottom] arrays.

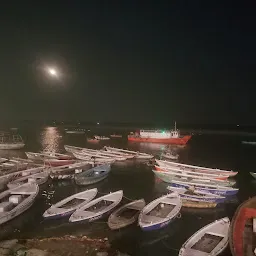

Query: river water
[[1, 126, 256, 256]]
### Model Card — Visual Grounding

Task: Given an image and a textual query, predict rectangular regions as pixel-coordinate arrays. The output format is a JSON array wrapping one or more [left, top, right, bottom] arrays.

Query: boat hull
[[75, 173, 109, 185], [140, 219, 171, 231], [170, 182, 238, 196], [128, 135, 191, 145], [229, 197, 256, 256], [0, 143, 25, 150], [45, 159, 76, 167], [0, 184, 38, 225], [182, 200, 217, 208], [43, 210, 74, 220], [250, 172, 256, 179], [155, 166, 229, 181]]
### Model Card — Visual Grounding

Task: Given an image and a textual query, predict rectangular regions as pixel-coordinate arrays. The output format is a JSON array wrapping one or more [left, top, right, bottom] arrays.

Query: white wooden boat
[[43, 188, 98, 219], [110, 134, 122, 138], [0, 161, 29, 174], [108, 199, 146, 230], [25, 152, 51, 161], [101, 149, 134, 159], [66, 130, 85, 134], [72, 151, 115, 164], [74, 151, 114, 160], [0, 183, 39, 225], [82, 147, 134, 159], [7, 172, 49, 189], [10, 158, 35, 164], [40, 151, 73, 160], [167, 186, 225, 203], [155, 159, 237, 177], [94, 136, 110, 140], [80, 148, 127, 161], [179, 217, 230, 256], [242, 141, 256, 145], [64, 145, 84, 153], [0, 133, 25, 150], [0, 158, 8, 164], [69, 190, 123, 222], [153, 169, 230, 183], [161, 152, 179, 160], [169, 180, 238, 196], [155, 166, 229, 180], [49, 161, 91, 180], [0, 166, 45, 190], [153, 171, 235, 187], [105, 146, 153, 159], [44, 158, 76, 167], [138, 192, 181, 231]]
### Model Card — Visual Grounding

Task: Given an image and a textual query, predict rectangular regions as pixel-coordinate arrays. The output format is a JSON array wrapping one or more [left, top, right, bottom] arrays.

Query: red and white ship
[[128, 122, 191, 145]]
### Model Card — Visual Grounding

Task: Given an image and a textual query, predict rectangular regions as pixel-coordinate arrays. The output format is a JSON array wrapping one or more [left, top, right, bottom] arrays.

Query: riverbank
[[0, 236, 129, 256]]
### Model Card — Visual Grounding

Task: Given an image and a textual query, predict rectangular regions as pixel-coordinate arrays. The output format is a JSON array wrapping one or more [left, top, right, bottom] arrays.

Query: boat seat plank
[[141, 215, 163, 223], [253, 218, 256, 233], [191, 233, 224, 253]]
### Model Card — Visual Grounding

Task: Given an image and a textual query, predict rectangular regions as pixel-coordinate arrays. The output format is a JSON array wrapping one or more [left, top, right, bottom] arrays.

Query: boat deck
[[146, 203, 175, 218], [61, 198, 85, 209], [117, 208, 139, 219], [191, 233, 223, 253], [86, 200, 113, 213]]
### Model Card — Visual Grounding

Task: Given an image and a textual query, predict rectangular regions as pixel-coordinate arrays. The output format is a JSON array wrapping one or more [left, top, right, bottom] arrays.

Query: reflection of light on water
[[40, 127, 62, 152], [136, 143, 168, 154]]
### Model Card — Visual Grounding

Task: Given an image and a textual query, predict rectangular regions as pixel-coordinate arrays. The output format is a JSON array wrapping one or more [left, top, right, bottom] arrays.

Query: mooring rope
[[94, 221, 108, 224], [161, 241, 179, 252], [97, 191, 109, 195], [97, 192, 134, 202], [123, 195, 134, 201], [176, 213, 182, 219]]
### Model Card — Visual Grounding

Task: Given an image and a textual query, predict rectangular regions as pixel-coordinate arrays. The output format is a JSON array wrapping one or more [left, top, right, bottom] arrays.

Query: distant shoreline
[[2, 122, 256, 137], [61, 125, 256, 137]]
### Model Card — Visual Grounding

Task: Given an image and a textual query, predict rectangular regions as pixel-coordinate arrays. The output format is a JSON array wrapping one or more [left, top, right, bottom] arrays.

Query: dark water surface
[[1, 126, 256, 256]]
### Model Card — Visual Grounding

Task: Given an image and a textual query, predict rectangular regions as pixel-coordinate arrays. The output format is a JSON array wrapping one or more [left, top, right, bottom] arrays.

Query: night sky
[[1, 1, 255, 125]]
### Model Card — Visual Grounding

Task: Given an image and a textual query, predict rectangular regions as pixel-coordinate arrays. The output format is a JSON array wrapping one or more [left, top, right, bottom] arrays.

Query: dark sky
[[0, 1, 255, 125]]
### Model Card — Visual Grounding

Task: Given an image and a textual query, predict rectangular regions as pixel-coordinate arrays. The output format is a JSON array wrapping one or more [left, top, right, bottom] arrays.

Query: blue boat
[[74, 164, 111, 185], [167, 186, 226, 203], [170, 179, 238, 196], [138, 192, 181, 231]]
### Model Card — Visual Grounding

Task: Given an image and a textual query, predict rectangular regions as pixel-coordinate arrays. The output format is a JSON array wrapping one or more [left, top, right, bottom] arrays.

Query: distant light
[[46, 67, 59, 78], [237, 124, 240, 127], [97, 122, 100, 125]]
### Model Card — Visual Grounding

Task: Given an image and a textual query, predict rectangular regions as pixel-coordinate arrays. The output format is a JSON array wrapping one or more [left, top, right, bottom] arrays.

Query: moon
[[48, 68, 58, 77]]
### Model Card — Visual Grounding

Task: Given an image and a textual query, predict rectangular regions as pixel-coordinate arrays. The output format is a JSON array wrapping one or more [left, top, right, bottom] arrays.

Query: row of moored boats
[[153, 159, 238, 208], [0, 145, 242, 256]]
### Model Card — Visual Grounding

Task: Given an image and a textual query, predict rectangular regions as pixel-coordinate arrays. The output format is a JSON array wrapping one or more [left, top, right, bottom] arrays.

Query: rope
[[161, 241, 179, 252], [97, 192, 134, 202], [97, 192, 108, 195], [94, 221, 108, 224], [123, 195, 134, 201]]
